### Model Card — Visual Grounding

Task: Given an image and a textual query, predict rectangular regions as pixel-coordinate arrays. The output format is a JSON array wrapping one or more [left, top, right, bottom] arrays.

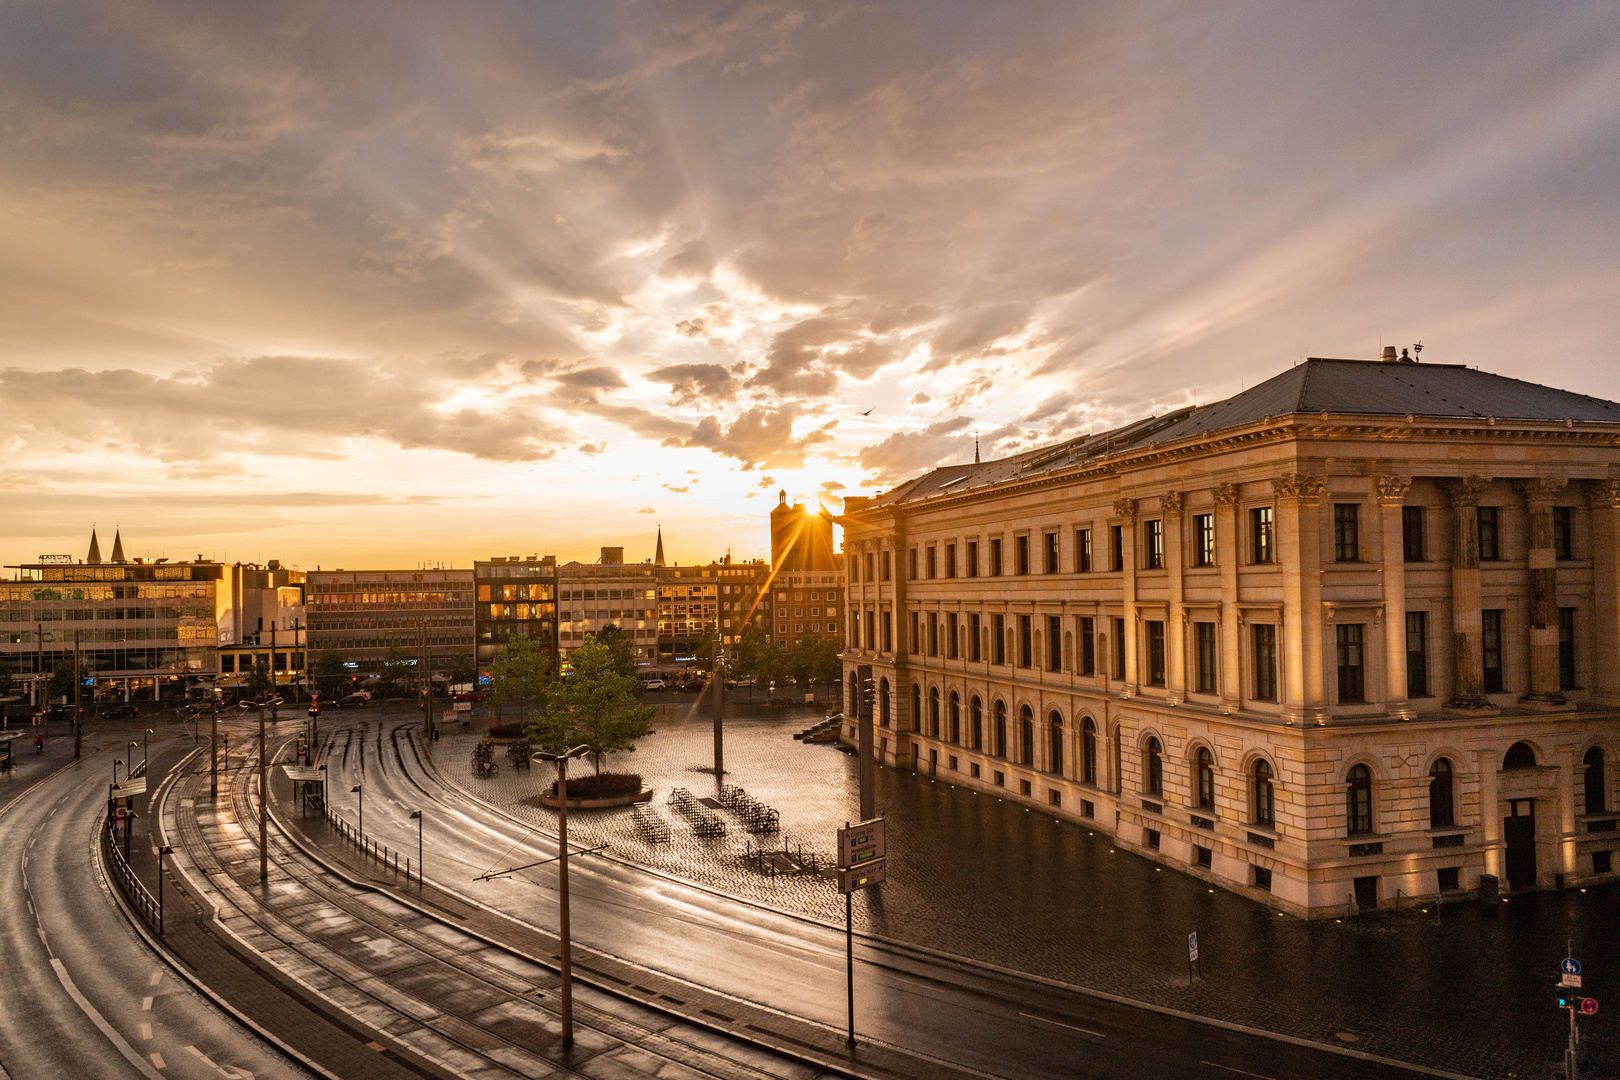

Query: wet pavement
[[440, 701, 1620, 1080]]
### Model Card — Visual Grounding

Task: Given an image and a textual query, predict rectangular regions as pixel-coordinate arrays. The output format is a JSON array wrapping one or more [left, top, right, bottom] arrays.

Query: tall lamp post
[[210, 697, 219, 799], [533, 743, 591, 1048], [258, 702, 268, 882], [409, 809, 423, 888], [157, 845, 173, 935], [351, 784, 363, 837]]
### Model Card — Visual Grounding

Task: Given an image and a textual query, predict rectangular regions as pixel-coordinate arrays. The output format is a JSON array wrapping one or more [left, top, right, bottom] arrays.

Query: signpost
[[1558, 957, 1591, 1079], [1187, 930, 1200, 984], [836, 816, 886, 1051]]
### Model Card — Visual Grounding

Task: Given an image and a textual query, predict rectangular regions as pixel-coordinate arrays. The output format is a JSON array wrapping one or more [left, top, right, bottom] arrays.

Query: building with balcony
[[841, 350, 1620, 918], [305, 568, 474, 679], [474, 556, 558, 675]]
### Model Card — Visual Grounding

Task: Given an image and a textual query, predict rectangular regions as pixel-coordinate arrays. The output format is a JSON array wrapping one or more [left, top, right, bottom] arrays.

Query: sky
[[3, 2, 1620, 571]]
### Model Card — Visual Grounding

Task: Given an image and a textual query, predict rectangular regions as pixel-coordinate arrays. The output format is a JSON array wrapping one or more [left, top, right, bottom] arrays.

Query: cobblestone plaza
[[436, 701, 1620, 1079]]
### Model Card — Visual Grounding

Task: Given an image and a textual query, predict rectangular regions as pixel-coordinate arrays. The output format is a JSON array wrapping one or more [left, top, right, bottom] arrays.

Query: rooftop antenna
[[1413, 341, 1423, 360], [974, 431, 980, 464]]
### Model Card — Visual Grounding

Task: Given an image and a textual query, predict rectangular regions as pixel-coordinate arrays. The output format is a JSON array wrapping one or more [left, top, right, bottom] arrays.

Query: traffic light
[[1558, 987, 1572, 1009]]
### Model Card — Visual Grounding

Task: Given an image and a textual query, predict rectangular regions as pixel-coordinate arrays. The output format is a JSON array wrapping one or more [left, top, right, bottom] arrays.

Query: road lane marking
[[151, 1052, 166, 1068], [142, 996, 154, 1010], [140, 1022, 153, 1040], [1018, 1012, 1105, 1038], [149, 970, 163, 986], [48, 959, 166, 1080], [1201, 1063, 1280, 1080]]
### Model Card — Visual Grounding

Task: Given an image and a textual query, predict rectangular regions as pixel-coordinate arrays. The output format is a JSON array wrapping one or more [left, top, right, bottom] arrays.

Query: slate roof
[[869, 358, 1620, 509]]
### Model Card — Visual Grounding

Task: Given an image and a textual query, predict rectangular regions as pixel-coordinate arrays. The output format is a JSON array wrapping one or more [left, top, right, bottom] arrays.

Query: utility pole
[[73, 629, 81, 759], [210, 697, 219, 798], [712, 649, 724, 785], [258, 700, 268, 881], [535, 744, 591, 1047], [35, 623, 45, 746]]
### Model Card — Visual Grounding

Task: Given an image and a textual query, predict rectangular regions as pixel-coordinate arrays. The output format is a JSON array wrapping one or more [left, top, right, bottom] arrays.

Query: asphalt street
[[304, 711, 1444, 1080]]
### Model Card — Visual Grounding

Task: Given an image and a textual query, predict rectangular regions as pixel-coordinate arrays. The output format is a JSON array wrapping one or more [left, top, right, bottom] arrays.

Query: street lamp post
[[352, 784, 363, 837], [533, 743, 591, 1048], [144, 729, 152, 776], [113, 758, 124, 784], [210, 698, 219, 799], [258, 704, 268, 882], [409, 810, 423, 887], [158, 845, 173, 935], [129, 741, 138, 778]]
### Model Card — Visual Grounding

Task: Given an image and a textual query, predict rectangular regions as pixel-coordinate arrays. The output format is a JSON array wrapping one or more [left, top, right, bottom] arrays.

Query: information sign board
[[1561, 974, 1583, 989], [837, 818, 885, 867], [1188, 931, 1198, 962], [1562, 958, 1583, 976], [838, 859, 885, 894]]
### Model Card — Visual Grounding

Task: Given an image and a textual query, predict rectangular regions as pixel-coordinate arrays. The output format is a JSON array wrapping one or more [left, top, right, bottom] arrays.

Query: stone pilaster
[[1586, 480, 1620, 706], [1375, 475, 1414, 719], [1163, 491, 1186, 704], [1212, 483, 1242, 712], [1444, 476, 1492, 710], [1273, 474, 1327, 724], [1517, 478, 1567, 705], [1115, 497, 1139, 696]]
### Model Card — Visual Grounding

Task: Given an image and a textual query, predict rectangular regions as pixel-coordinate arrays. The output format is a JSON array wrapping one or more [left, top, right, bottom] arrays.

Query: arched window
[[948, 691, 961, 744], [1503, 741, 1537, 770], [969, 696, 983, 750], [1195, 747, 1215, 810], [1048, 711, 1064, 776], [1585, 747, 1607, 815], [929, 687, 941, 738], [1145, 737, 1163, 796], [1347, 764, 1373, 835], [1020, 706, 1035, 766], [911, 684, 922, 733], [1252, 759, 1274, 827], [878, 678, 890, 728], [993, 701, 1007, 758], [1429, 758, 1455, 828], [1081, 718, 1097, 784]]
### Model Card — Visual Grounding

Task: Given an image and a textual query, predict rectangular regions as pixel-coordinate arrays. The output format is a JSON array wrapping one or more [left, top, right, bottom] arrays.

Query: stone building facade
[[840, 354, 1620, 918]]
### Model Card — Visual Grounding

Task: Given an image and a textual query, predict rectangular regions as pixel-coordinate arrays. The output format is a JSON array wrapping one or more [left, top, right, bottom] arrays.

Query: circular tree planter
[[538, 788, 654, 810]]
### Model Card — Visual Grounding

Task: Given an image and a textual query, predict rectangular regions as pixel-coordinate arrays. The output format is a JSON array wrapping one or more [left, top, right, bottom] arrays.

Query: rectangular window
[[1193, 514, 1215, 567], [926, 546, 937, 579], [1048, 615, 1063, 671], [1403, 505, 1425, 562], [1478, 506, 1501, 561], [1079, 616, 1096, 675], [1252, 866, 1272, 892], [1144, 519, 1164, 569], [882, 611, 893, 652], [1195, 622, 1217, 694], [1113, 617, 1127, 679], [966, 541, 978, 577], [1195, 846, 1213, 869], [1406, 611, 1430, 698], [1075, 528, 1092, 572], [1110, 525, 1125, 571], [1043, 532, 1059, 574], [969, 613, 981, 662], [1482, 609, 1504, 692], [946, 612, 959, 659], [990, 538, 1003, 577], [927, 612, 939, 656], [1253, 623, 1277, 700], [1018, 615, 1032, 668], [1251, 506, 1274, 564], [882, 551, 892, 581], [1554, 506, 1573, 560], [1437, 867, 1460, 892], [863, 552, 874, 582], [1145, 620, 1166, 686], [1336, 623, 1365, 703], [864, 609, 876, 651], [909, 548, 918, 580], [1559, 607, 1577, 690], [1333, 504, 1360, 561], [910, 610, 920, 654], [992, 613, 1006, 665], [1015, 534, 1030, 576], [944, 543, 956, 578]]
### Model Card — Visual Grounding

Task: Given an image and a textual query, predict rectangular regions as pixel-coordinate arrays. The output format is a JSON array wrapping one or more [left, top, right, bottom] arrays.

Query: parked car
[[453, 691, 487, 703], [643, 678, 667, 691], [101, 703, 140, 719], [336, 693, 369, 708], [727, 676, 757, 688]]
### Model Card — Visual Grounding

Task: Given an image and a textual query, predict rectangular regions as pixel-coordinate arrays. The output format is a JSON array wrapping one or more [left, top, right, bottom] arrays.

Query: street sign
[[1582, 998, 1599, 1015], [1188, 931, 1198, 962], [1562, 958, 1582, 976], [1561, 974, 1583, 989], [838, 859, 885, 894], [837, 818, 885, 867]]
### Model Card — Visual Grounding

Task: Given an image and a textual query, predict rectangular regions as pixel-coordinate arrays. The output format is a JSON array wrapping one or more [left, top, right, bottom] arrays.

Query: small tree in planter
[[525, 638, 655, 779], [489, 633, 554, 730]]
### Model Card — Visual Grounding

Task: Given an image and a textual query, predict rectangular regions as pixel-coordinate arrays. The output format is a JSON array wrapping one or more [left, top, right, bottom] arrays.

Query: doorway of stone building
[[1353, 875, 1379, 910], [1505, 798, 1537, 889]]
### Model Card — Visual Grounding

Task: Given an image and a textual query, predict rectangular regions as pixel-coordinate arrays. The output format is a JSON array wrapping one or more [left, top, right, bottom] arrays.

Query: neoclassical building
[[839, 353, 1620, 918]]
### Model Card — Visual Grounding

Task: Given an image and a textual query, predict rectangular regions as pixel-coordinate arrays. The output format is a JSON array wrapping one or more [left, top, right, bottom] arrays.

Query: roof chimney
[[1381, 346, 1398, 362]]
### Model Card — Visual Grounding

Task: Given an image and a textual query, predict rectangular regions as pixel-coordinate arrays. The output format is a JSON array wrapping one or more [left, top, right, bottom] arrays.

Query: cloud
[[663, 484, 690, 493], [857, 416, 974, 484], [636, 507, 656, 513], [645, 363, 738, 406], [554, 366, 628, 392], [909, 392, 932, 405], [667, 405, 837, 470]]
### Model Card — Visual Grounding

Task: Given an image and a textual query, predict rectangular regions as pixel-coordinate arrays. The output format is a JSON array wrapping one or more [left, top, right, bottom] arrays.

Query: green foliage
[[488, 633, 555, 719], [0, 656, 13, 698], [444, 654, 479, 690], [380, 643, 415, 696], [590, 624, 638, 678], [245, 658, 274, 701], [810, 633, 844, 687], [526, 638, 655, 775], [47, 652, 77, 702], [736, 625, 781, 686], [312, 648, 349, 699], [786, 632, 843, 690]]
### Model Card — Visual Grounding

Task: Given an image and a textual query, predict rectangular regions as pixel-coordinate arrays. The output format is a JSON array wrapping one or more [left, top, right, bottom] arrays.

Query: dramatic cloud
[[669, 405, 837, 470]]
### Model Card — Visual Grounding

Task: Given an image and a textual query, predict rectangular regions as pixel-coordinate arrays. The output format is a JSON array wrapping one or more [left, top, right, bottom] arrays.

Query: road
[[0, 725, 310, 1080], [309, 713, 1448, 1080]]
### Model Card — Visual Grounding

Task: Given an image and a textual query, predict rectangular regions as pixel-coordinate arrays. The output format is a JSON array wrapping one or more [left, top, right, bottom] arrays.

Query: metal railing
[[102, 816, 161, 935], [320, 797, 418, 886]]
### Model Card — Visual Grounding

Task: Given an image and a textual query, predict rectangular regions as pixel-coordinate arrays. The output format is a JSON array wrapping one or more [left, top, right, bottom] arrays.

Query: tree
[[312, 648, 349, 699], [810, 634, 844, 689], [245, 658, 274, 702], [786, 631, 820, 689], [444, 654, 478, 690], [0, 656, 13, 699], [46, 652, 77, 702], [591, 624, 638, 678], [694, 623, 719, 667], [526, 638, 655, 775], [489, 633, 554, 723], [380, 643, 414, 697], [736, 625, 780, 687]]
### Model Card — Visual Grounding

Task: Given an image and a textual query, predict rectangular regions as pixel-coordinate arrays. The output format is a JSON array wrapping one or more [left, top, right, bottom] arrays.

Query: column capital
[[1113, 497, 1138, 519], [1161, 491, 1184, 517], [1444, 475, 1491, 507], [1212, 482, 1239, 508], [1374, 475, 1413, 505], [1271, 473, 1326, 506], [1513, 477, 1566, 505], [1584, 479, 1620, 509]]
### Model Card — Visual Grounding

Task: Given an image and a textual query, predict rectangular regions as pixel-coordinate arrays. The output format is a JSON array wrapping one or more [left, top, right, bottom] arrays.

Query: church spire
[[654, 526, 665, 567], [110, 528, 126, 564], [86, 526, 102, 565]]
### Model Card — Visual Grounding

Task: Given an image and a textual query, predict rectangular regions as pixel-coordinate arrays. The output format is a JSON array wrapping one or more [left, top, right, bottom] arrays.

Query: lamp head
[[351, 784, 362, 793]]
